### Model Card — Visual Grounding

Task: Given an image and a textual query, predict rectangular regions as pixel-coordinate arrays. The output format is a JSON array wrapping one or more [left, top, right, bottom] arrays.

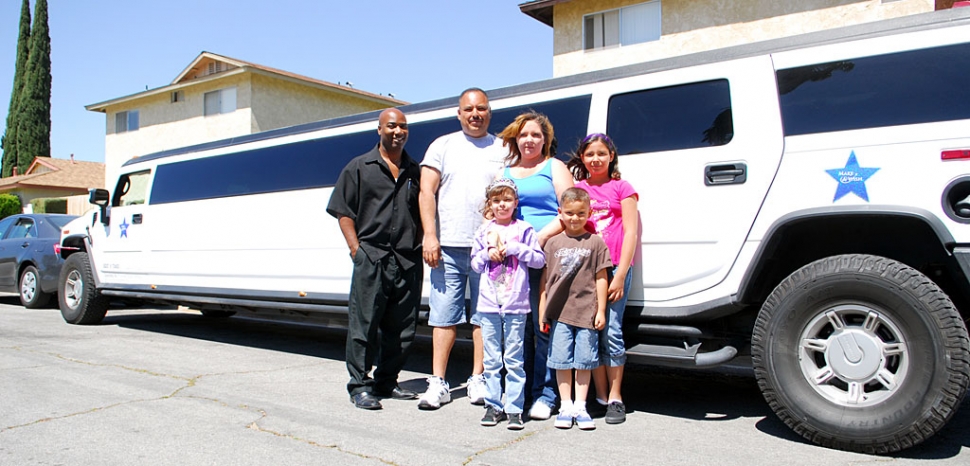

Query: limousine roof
[[125, 7, 970, 168]]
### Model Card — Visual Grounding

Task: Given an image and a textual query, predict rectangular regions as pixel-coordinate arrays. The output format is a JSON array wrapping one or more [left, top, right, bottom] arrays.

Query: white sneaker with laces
[[529, 401, 553, 420], [418, 376, 451, 410], [467, 374, 487, 405]]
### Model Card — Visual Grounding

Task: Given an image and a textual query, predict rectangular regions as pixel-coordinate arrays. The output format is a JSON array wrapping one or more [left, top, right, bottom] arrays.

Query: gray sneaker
[[605, 401, 627, 424], [507, 413, 524, 430], [481, 406, 507, 426], [418, 376, 451, 410]]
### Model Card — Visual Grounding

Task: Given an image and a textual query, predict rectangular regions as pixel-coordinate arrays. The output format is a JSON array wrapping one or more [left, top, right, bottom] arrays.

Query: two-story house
[[520, 0, 957, 77], [86, 52, 406, 184]]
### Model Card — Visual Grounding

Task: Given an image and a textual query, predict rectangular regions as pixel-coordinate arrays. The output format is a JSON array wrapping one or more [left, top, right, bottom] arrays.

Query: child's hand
[[486, 230, 506, 262], [608, 276, 625, 303], [487, 244, 506, 262], [594, 314, 606, 331]]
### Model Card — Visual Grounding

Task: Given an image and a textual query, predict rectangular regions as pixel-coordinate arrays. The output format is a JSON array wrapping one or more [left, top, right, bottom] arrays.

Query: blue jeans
[[428, 246, 481, 327], [601, 266, 633, 367], [480, 312, 527, 414], [524, 267, 557, 408]]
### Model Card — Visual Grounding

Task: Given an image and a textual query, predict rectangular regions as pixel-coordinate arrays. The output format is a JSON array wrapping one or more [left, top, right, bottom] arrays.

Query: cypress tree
[[1, 0, 31, 177], [15, 0, 52, 175]]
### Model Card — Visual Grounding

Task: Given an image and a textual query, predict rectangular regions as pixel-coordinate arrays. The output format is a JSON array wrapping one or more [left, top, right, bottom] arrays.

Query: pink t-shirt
[[576, 179, 638, 266]]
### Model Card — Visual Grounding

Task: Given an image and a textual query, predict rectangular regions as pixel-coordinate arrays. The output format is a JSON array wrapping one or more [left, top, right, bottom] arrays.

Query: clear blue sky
[[0, 1, 552, 164]]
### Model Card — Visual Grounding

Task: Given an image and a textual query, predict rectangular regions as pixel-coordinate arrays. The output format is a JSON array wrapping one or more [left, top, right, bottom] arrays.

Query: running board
[[626, 343, 738, 368]]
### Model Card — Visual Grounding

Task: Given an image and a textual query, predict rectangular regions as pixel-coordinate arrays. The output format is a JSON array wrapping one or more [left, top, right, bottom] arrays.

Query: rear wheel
[[752, 254, 970, 453], [58, 253, 109, 325], [19, 265, 52, 309]]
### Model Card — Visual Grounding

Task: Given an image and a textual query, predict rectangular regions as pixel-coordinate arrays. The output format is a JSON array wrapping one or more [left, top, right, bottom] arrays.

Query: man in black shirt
[[327, 108, 422, 410]]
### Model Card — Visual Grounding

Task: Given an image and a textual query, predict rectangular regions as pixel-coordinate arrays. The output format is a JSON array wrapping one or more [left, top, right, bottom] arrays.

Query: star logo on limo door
[[119, 218, 129, 238], [826, 151, 880, 202]]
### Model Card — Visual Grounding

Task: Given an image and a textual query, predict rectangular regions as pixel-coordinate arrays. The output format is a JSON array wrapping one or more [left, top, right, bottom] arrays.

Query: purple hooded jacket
[[470, 219, 546, 314]]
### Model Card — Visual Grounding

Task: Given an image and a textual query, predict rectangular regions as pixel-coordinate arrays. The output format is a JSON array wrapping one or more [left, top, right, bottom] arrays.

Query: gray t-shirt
[[421, 130, 506, 247]]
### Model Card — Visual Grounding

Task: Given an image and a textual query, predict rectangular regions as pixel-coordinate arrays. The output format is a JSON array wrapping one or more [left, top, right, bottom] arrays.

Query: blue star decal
[[826, 152, 879, 202], [119, 218, 129, 238]]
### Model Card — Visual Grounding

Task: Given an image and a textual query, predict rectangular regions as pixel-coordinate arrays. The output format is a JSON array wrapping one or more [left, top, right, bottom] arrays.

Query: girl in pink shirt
[[567, 133, 639, 424]]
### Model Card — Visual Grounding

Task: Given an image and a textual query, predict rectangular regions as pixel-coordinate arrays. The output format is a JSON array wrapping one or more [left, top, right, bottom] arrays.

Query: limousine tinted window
[[778, 42, 970, 136], [607, 80, 733, 155], [149, 95, 592, 205]]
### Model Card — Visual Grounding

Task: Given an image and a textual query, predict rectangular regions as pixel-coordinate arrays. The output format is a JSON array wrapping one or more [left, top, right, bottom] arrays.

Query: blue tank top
[[505, 160, 558, 232]]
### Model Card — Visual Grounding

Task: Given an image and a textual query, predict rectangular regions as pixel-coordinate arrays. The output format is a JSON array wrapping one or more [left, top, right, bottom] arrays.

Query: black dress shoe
[[351, 392, 382, 410], [375, 385, 418, 400]]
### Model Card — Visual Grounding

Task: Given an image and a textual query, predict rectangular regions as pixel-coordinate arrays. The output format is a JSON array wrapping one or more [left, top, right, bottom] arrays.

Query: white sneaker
[[418, 376, 451, 410], [466, 374, 487, 405], [529, 401, 553, 420]]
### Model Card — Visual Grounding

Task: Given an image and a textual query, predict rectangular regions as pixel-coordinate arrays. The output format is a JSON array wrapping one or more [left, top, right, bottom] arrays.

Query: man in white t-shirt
[[417, 88, 506, 409]]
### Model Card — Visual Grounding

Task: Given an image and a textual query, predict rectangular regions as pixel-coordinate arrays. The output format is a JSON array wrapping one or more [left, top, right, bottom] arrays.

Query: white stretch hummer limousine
[[60, 8, 970, 453]]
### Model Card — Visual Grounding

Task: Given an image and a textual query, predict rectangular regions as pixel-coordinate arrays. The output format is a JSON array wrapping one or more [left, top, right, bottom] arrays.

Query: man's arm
[[419, 166, 442, 268], [337, 216, 360, 259]]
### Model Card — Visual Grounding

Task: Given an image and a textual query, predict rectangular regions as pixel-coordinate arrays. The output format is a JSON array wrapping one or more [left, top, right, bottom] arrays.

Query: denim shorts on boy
[[601, 266, 633, 367], [547, 320, 600, 370], [428, 246, 481, 327]]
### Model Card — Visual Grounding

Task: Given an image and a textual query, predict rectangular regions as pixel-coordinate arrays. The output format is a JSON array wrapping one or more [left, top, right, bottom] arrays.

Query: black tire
[[752, 254, 970, 453], [19, 265, 52, 309], [201, 310, 236, 318], [58, 252, 109, 325]]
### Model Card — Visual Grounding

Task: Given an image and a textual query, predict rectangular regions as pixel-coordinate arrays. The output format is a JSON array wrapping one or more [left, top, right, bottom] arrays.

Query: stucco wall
[[103, 74, 255, 184], [250, 74, 393, 133], [551, 0, 935, 76]]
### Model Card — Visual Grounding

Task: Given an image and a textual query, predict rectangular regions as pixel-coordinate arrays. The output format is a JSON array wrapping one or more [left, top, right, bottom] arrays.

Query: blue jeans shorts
[[547, 321, 599, 371], [428, 246, 481, 327], [600, 266, 633, 367]]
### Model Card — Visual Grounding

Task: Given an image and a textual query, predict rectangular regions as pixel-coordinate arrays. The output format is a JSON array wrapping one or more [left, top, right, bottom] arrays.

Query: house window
[[171, 90, 184, 103], [115, 110, 139, 133], [204, 88, 237, 116], [584, 1, 661, 51]]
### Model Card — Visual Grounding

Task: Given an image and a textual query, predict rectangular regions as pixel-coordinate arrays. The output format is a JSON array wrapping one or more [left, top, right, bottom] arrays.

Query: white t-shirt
[[422, 131, 507, 247]]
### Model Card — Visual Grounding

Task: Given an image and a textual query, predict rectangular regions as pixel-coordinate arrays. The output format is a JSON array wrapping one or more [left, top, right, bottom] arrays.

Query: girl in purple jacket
[[471, 178, 546, 429]]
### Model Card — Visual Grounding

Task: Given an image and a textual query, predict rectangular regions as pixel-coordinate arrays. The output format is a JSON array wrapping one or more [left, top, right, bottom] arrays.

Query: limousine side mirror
[[89, 188, 110, 225]]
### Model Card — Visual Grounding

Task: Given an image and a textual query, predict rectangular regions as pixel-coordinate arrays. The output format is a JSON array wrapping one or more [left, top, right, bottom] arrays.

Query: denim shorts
[[428, 246, 481, 327], [547, 320, 599, 371], [600, 266, 633, 367]]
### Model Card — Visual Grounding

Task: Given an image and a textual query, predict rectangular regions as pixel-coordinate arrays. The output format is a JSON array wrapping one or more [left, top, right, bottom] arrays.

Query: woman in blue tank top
[[499, 113, 573, 244], [497, 112, 573, 420]]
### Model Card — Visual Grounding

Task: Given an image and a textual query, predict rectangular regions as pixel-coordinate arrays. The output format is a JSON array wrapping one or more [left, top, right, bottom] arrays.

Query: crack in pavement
[[0, 348, 324, 435], [244, 409, 401, 466], [4, 345, 394, 463], [461, 429, 542, 465]]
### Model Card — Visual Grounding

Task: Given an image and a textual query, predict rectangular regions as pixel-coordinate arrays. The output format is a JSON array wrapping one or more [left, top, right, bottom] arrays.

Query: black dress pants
[[346, 251, 422, 396]]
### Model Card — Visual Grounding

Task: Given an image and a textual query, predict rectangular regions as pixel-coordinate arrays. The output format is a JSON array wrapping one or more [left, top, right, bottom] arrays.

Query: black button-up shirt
[[326, 144, 422, 269]]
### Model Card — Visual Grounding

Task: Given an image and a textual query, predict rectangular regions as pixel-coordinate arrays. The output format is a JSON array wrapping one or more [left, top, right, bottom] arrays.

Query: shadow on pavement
[[99, 308, 968, 458]]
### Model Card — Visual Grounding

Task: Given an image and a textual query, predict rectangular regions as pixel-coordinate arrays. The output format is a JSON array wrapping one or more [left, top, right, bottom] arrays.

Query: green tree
[[1, 0, 31, 178], [15, 0, 52, 175]]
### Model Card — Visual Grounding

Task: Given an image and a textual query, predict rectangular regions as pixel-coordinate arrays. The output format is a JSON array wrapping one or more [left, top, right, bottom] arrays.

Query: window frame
[[583, 0, 661, 52], [204, 87, 237, 117], [115, 109, 140, 133]]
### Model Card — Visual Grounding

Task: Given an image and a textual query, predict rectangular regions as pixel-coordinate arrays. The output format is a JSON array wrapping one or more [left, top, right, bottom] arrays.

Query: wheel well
[[739, 213, 970, 315], [60, 235, 88, 260], [16, 260, 37, 282]]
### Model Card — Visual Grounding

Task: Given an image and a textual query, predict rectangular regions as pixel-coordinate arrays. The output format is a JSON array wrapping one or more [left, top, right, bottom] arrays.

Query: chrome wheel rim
[[798, 304, 909, 407], [64, 269, 83, 310]]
